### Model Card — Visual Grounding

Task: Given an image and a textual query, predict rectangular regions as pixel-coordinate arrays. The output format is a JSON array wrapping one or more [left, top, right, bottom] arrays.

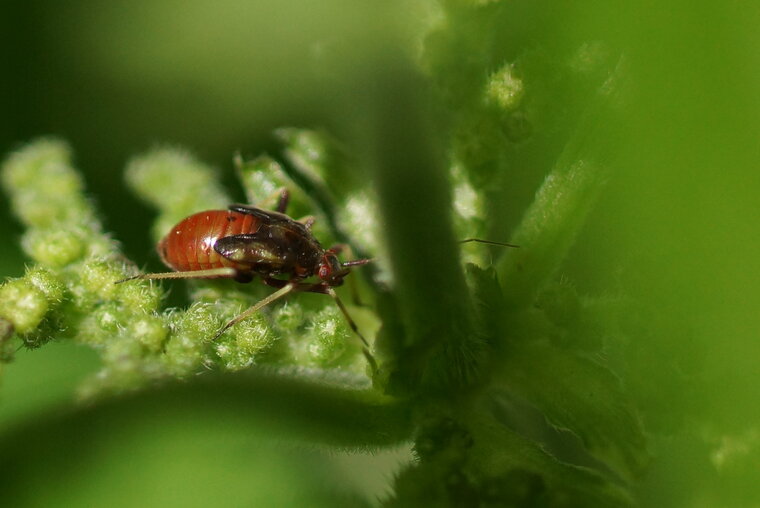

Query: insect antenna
[[341, 258, 373, 268], [459, 238, 519, 248], [333, 258, 373, 306]]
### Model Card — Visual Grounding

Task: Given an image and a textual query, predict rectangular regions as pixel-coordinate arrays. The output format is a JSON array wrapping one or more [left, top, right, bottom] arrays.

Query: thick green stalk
[[363, 67, 481, 394], [497, 61, 624, 307]]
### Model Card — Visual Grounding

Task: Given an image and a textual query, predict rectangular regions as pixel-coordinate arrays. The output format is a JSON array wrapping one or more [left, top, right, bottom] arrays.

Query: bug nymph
[[117, 190, 375, 372]]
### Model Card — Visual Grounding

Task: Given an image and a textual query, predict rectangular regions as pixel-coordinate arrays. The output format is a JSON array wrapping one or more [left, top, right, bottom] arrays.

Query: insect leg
[[212, 282, 296, 340], [325, 286, 378, 375], [115, 267, 239, 284], [262, 278, 378, 375], [275, 188, 290, 213]]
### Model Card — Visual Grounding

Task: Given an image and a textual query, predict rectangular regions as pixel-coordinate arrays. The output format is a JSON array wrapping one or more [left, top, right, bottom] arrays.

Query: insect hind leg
[[115, 267, 239, 284]]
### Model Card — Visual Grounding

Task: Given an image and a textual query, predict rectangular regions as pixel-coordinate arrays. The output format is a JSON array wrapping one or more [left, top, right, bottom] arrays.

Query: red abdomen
[[158, 210, 259, 272]]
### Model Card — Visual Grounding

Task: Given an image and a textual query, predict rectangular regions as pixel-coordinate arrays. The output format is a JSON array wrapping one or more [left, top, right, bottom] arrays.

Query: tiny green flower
[[303, 307, 352, 367], [485, 64, 524, 111], [24, 267, 66, 303], [215, 313, 276, 371], [130, 315, 169, 354], [0, 279, 48, 334]]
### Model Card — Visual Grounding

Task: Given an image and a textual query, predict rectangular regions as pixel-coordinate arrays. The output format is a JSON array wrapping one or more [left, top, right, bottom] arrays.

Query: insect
[[117, 190, 375, 371]]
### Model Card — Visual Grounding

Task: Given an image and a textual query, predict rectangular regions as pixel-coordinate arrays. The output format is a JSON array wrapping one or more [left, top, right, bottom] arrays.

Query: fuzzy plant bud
[[25, 267, 65, 303], [272, 302, 306, 333], [0, 279, 49, 334], [485, 64, 524, 112], [129, 315, 169, 354], [304, 306, 353, 367], [215, 313, 276, 371], [22, 228, 85, 267], [162, 303, 219, 376]]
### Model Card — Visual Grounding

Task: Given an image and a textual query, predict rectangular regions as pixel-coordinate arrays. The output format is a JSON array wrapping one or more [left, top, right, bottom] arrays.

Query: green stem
[[497, 59, 625, 307], [364, 67, 481, 394]]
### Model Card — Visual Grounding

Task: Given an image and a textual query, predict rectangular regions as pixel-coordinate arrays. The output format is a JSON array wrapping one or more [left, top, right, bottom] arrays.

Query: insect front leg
[[261, 278, 378, 375], [324, 286, 377, 375]]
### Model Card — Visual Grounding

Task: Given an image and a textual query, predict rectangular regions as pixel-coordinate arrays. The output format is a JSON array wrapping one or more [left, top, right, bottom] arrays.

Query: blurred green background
[[2, 0, 760, 506]]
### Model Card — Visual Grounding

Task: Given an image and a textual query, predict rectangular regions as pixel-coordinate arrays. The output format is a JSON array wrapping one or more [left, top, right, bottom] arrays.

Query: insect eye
[[318, 264, 331, 279]]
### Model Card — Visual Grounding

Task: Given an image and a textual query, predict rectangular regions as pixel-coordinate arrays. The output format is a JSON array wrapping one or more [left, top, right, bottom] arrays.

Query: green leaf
[[388, 411, 633, 507], [494, 341, 649, 482], [464, 412, 634, 507], [2, 369, 412, 451], [0, 381, 379, 507]]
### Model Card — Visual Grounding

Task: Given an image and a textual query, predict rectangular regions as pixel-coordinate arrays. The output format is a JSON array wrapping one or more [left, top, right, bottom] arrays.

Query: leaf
[[466, 412, 634, 507], [387, 411, 633, 508], [0, 369, 413, 454], [494, 341, 649, 481], [0, 375, 381, 507]]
